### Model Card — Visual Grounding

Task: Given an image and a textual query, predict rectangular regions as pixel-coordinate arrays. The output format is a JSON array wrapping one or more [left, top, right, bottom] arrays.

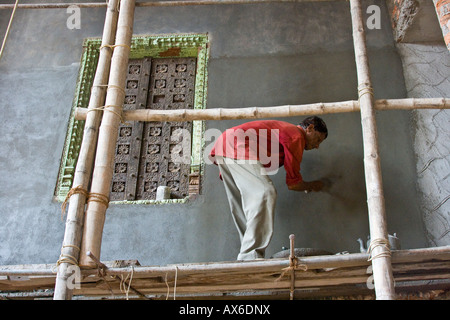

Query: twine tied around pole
[[276, 235, 308, 283], [367, 238, 391, 261], [119, 266, 134, 300], [87, 192, 110, 209], [275, 235, 307, 300], [358, 83, 374, 101], [61, 185, 110, 221], [92, 83, 126, 95], [99, 43, 131, 51], [54, 244, 81, 273], [276, 256, 308, 282], [86, 104, 126, 123], [88, 83, 127, 123], [61, 185, 89, 221], [164, 266, 179, 300]]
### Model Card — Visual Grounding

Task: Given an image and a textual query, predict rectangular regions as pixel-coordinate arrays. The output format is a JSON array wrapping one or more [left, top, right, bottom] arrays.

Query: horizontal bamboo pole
[[1, 246, 449, 276], [0, 0, 348, 10], [74, 98, 450, 122], [90, 246, 450, 277]]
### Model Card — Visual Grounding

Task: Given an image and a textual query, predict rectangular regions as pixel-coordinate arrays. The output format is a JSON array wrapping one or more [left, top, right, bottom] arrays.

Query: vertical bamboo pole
[[289, 234, 295, 300], [79, 0, 136, 268], [53, 0, 120, 300], [0, 0, 19, 60], [349, 0, 396, 300]]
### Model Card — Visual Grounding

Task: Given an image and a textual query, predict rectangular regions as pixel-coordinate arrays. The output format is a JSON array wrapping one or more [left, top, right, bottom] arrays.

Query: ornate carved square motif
[[124, 95, 137, 105], [149, 126, 162, 137], [119, 127, 132, 138], [129, 65, 141, 74], [173, 94, 186, 103], [155, 79, 166, 89], [156, 64, 168, 73], [146, 162, 159, 173], [175, 64, 187, 73], [144, 181, 158, 193], [126, 80, 139, 89], [174, 79, 186, 88], [148, 144, 160, 155], [115, 163, 128, 174], [117, 144, 130, 155], [112, 181, 126, 193]]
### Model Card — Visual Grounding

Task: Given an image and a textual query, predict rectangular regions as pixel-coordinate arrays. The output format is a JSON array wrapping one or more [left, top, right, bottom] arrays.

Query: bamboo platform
[[1, 246, 449, 300]]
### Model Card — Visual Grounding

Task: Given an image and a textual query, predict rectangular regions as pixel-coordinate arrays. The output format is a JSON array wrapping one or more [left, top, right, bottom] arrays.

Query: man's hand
[[309, 180, 324, 192], [288, 180, 324, 193]]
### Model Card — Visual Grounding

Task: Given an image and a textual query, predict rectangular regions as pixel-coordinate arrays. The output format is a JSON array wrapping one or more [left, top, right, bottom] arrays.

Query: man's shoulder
[[235, 120, 297, 130]]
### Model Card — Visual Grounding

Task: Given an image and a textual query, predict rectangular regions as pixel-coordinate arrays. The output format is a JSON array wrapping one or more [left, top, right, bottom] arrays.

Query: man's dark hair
[[299, 116, 328, 138]]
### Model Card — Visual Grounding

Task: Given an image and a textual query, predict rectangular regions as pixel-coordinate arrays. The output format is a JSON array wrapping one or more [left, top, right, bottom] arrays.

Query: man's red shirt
[[209, 120, 306, 186]]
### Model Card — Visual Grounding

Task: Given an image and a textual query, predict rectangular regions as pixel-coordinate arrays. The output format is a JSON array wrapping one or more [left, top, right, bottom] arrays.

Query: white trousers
[[216, 156, 277, 260]]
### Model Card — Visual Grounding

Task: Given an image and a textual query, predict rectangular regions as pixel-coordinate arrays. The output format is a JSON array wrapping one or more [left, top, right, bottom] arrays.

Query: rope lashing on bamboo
[[92, 83, 126, 95], [104, 105, 125, 123], [86, 106, 106, 115], [367, 238, 391, 261], [173, 266, 178, 300], [55, 244, 81, 270], [357, 84, 374, 101], [99, 43, 131, 51], [61, 186, 109, 221], [119, 266, 134, 300], [89, 85, 126, 122], [87, 192, 110, 209], [275, 256, 307, 282], [61, 185, 89, 221], [164, 271, 170, 298], [86, 104, 125, 123], [164, 266, 179, 300]]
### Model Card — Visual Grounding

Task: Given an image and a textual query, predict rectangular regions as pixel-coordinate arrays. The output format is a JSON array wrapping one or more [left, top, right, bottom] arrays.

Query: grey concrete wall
[[0, 0, 427, 267], [396, 42, 450, 247]]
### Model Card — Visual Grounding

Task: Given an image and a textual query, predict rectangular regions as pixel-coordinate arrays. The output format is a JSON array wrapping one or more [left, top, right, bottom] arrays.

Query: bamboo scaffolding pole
[[92, 247, 450, 277], [73, 98, 450, 122], [0, 0, 19, 60], [78, 0, 136, 269], [1, 246, 449, 299], [53, 0, 120, 301], [350, 0, 395, 300], [0, 0, 348, 10], [1, 246, 449, 277], [288, 234, 296, 300]]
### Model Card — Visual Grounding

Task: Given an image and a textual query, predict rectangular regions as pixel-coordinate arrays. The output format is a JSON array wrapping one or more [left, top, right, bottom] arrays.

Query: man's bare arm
[[288, 180, 324, 192]]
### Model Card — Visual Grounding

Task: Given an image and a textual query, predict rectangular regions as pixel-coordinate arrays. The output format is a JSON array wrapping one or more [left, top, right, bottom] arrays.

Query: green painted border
[[55, 33, 209, 204]]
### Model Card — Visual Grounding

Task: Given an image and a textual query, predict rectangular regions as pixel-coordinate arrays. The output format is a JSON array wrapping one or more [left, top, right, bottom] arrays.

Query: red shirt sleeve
[[280, 128, 305, 187]]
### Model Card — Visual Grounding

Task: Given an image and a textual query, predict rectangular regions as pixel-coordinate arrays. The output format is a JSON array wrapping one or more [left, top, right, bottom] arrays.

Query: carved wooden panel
[[137, 58, 196, 200], [110, 58, 151, 201], [110, 57, 196, 201]]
